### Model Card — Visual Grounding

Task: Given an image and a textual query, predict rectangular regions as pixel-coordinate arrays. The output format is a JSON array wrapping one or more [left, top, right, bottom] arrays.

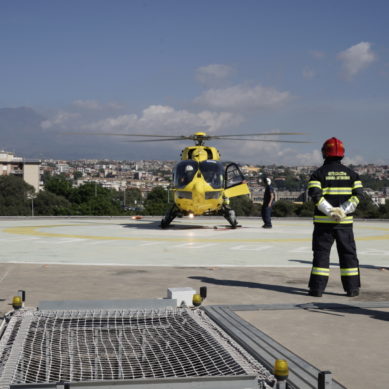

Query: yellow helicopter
[[108, 131, 308, 228], [68, 130, 308, 228], [162, 131, 250, 228]]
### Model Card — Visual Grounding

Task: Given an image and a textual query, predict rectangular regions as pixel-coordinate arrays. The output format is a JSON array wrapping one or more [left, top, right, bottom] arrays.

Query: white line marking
[[138, 242, 161, 247], [0, 268, 11, 284], [85, 241, 111, 245], [230, 245, 273, 251], [0, 237, 39, 242], [56, 239, 89, 244], [290, 246, 311, 253], [171, 243, 218, 249], [359, 249, 389, 256]]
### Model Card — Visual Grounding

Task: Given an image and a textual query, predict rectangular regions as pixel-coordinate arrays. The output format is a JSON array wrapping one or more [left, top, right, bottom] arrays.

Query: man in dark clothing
[[261, 177, 275, 228], [307, 137, 364, 297]]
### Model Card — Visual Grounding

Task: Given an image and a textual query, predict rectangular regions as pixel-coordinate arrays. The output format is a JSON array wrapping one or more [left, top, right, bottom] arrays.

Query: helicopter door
[[224, 163, 250, 198]]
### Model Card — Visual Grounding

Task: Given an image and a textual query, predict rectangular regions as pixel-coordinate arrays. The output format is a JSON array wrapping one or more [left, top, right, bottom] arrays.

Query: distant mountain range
[[0, 107, 143, 160], [0, 107, 49, 157]]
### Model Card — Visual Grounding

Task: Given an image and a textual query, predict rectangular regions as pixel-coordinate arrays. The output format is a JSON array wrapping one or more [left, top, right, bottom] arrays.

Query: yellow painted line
[[357, 225, 389, 232], [3, 224, 310, 243], [3, 223, 389, 243]]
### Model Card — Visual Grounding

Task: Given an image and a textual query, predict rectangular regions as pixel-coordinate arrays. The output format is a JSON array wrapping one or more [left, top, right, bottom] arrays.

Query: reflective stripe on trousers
[[311, 267, 330, 276], [340, 268, 359, 276]]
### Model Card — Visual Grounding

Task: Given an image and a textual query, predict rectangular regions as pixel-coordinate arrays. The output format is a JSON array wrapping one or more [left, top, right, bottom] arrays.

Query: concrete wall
[[23, 164, 40, 192]]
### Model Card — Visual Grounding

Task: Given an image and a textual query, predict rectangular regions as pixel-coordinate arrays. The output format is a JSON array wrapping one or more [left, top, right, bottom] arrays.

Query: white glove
[[340, 198, 358, 214], [317, 198, 333, 216], [330, 207, 346, 222]]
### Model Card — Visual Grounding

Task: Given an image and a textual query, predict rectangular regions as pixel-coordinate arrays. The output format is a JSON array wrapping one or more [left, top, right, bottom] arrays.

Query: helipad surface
[[0, 217, 388, 389], [0, 216, 388, 267]]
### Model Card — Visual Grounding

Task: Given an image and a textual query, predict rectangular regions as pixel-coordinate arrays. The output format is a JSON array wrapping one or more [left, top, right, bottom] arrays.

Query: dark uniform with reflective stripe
[[308, 159, 363, 293], [262, 183, 275, 227]]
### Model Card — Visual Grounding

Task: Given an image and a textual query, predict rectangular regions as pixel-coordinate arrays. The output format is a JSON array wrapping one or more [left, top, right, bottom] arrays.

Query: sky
[[1, 0, 389, 165]]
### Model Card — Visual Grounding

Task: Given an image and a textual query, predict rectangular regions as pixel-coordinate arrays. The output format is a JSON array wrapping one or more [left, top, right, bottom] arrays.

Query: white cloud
[[291, 149, 366, 166], [294, 149, 323, 165], [86, 114, 138, 131], [302, 67, 316, 80], [343, 155, 366, 165], [337, 42, 376, 78], [215, 131, 318, 165], [195, 84, 291, 110], [196, 64, 234, 84], [83, 105, 243, 133], [197, 111, 243, 133], [41, 112, 80, 129]]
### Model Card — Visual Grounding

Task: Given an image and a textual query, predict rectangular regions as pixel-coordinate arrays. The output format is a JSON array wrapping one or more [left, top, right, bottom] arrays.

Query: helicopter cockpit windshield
[[174, 160, 224, 189], [199, 160, 224, 189], [174, 160, 198, 188]]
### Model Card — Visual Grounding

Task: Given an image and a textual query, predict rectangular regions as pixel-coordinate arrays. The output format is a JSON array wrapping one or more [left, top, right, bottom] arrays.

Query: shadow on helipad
[[289, 259, 389, 270], [120, 221, 227, 230], [188, 275, 345, 297]]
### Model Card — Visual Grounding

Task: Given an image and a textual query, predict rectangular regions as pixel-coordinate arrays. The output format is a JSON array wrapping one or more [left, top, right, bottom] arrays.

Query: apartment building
[[0, 151, 41, 192]]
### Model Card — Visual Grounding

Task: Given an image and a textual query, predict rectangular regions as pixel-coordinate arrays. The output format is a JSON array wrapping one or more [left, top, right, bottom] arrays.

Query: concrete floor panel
[[0, 217, 388, 389]]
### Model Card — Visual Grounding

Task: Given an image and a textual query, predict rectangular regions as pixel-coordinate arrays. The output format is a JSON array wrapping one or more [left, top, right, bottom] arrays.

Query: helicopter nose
[[193, 182, 205, 199]]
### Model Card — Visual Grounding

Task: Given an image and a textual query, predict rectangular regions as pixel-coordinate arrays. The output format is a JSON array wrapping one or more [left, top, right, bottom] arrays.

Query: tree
[[143, 187, 170, 215], [0, 175, 34, 215], [353, 196, 379, 219], [73, 171, 83, 180], [230, 196, 258, 216], [44, 175, 73, 199], [34, 191, 72, 215], [75, 196, 121, 216], [272, 200, 297, 217], [70, 182, 100, 204], [69, 183, 122, 215], [295, 201, 315, 217], [360, 175, 389, 191], [123, 188, 143, 210], [378, 200, 389, 219]]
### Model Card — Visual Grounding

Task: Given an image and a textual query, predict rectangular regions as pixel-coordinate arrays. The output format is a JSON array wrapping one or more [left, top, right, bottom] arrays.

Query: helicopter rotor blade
[[210, 132, 306, 138], [213, 138, 312, 143], [63, 131, 194, 138], [123, 138, 191, 142], [122, 137, 312, 143], [63, 131, 310, 143]]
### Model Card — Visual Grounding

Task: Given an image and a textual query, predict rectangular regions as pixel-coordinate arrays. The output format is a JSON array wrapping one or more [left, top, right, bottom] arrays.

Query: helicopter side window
[[225, 163, 246, 188], [199, 160, 224, 189], [174, 160, 198, 188]]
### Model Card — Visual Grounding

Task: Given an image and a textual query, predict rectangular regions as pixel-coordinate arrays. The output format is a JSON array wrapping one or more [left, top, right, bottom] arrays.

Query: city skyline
[[1, 1, 389, 165]]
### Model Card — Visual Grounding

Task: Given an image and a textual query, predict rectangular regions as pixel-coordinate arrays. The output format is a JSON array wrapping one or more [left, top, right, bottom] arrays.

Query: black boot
[[308, 289, 323, 297], [346, 289, 359, 297]]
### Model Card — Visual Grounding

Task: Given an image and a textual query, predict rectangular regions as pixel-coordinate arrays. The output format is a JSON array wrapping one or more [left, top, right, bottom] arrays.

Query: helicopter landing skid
[[222, 207, 238, 229], [160, 205, 179, 229]]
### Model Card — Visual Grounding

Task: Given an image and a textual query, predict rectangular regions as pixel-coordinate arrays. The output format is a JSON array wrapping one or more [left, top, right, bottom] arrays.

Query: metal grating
[[0, 309, 274, 388]]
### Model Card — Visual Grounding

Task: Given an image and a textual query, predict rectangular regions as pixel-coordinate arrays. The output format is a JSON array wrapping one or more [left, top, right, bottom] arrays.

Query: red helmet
[[321, 137, 345, 158]]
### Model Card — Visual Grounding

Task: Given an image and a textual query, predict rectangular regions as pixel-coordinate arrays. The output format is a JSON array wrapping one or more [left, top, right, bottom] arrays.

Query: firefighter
[[307, 137, 364, 297]]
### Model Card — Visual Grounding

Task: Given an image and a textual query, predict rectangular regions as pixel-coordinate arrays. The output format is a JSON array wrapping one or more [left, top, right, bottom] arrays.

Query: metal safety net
[[0, 308, 273, 388]]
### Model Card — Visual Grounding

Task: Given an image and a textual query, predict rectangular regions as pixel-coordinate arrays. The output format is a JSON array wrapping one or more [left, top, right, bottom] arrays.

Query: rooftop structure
[[0, 151, 40, 192], [0, 300, 274, 389]]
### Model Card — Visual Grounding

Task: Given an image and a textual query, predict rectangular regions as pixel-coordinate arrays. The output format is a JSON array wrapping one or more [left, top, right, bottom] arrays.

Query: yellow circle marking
[[4, 224, 308, 243], [4, 223, 389, 243]]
